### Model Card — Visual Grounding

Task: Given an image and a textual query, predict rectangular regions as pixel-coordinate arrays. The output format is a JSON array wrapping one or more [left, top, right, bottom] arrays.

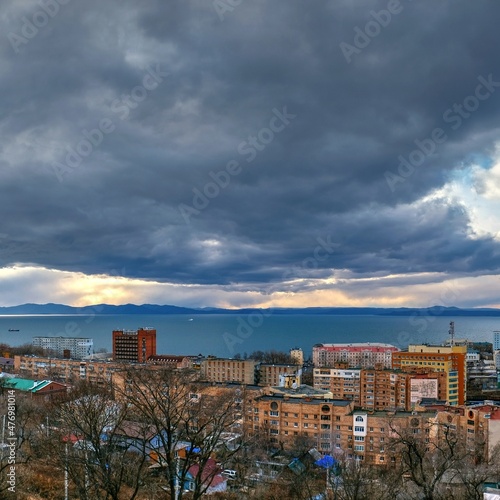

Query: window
[[354, 426, 364, 432], [354, 445, 364, 451], [270, 411, 279, 416], [270, 429, 279, 435], [355, 416, 364, 422], [354, 436, 364, 441]]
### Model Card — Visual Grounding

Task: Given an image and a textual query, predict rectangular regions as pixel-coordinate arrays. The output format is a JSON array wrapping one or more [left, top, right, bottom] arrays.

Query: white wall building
[[33, 336, 93, 359]]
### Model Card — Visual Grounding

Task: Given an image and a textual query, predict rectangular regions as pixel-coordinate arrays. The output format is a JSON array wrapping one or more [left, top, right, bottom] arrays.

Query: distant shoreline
[[1, 303, 500, 317]]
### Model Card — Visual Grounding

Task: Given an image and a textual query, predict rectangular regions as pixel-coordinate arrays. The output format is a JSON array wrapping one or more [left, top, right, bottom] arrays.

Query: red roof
[[316, 344, 398, 353], [188, 458, 226, 487]]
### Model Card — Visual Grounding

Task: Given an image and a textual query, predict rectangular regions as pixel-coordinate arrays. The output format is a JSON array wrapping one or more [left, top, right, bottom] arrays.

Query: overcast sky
[[1, 0, 500, 309]]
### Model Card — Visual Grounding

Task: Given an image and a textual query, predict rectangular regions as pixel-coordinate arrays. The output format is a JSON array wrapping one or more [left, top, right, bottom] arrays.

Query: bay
[[0, 314, 499, 359]]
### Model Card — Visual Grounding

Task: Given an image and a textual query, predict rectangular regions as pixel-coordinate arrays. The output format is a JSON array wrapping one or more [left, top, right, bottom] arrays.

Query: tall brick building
[[392, 344, 467, 405], [112, 327, 156, 363]]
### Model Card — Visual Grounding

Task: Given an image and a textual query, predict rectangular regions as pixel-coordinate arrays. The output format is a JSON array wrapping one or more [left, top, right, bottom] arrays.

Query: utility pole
[[65, 442, 69, 500], [174, 452, 180, 500]]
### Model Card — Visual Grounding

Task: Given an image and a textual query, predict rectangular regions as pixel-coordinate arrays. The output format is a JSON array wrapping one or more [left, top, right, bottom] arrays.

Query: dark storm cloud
[[1, 0, 500, 296]]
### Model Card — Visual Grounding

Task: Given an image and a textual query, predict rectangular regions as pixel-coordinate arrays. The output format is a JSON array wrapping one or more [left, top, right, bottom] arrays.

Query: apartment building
[[313, 365, 447, 411], [112, 327, 156, 363], [313, 367, 361, 405], [200, 358, 258, 385], [494, 331, 500, 351], [313, 343, 399, 369], [290, 348, 304, 366], [32, 336, 93, 359], [258, 363, 301, 387], [392, 344, 467, 405], [147, 355, 193, 369], [247, 386, 497, 465], [14, 355, 122, 385], [246, 385, 354, 453]]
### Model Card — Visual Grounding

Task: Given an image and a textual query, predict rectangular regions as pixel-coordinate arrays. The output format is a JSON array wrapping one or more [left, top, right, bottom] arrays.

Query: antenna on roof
[[449, 321, 455, 347]]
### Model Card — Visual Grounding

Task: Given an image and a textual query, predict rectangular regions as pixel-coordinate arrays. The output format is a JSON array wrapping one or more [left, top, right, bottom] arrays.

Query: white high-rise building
[[494, 331, 500, 351], [33, 336, 93, 359]]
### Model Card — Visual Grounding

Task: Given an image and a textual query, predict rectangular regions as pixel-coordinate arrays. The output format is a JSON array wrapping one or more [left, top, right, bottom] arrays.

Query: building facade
[[258, 363, 302, 387], [392, 344, 467, 405], [112, 328, 156, 363], [32, 336, 94, 359], [313, 365, 448, 411], [313, 343, 399, 369], [200, 358, 258, 385], [494, 331, 500, 351], [14, 355, 122, 385], [290, 348, 304, 366], [247, 386, 497, 465]]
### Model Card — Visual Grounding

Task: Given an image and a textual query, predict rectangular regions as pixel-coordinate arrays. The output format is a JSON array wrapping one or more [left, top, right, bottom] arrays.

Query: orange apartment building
[[392, 344, 467, 405], [247, 384, 497, 465], [313, 364, 449, 411], [112, 327, 157, 363]]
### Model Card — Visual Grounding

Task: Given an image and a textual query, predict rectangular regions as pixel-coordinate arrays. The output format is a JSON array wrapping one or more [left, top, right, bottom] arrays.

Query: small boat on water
[[8, 329, 19, 332]]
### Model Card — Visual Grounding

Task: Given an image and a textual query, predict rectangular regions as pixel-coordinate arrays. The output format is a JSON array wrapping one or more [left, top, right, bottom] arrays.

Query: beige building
[[258, 363, 301, 387], [200, 358, 258, 385], [14, 355, 122, 385], [290, 348, 304, 366]]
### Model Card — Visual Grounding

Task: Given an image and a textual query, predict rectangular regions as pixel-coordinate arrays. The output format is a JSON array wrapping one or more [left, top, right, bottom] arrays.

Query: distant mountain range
[[0, 303, 500, 316]]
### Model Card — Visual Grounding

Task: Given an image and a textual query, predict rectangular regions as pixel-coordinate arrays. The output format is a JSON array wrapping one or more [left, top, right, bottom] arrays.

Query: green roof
[[4, 378, 52, 393]]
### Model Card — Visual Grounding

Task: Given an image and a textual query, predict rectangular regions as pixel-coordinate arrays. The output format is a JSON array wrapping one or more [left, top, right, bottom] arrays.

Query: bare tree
[[117, 367, 243, 499], [41, 381, 148, 500], [387, 415, 473, 500]]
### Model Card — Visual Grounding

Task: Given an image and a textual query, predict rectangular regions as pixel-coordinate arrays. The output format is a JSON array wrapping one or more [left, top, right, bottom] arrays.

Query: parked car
[[221, 469, 237, 479]]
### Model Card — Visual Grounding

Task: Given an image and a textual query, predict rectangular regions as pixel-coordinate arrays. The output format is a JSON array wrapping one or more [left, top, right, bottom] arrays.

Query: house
[[185, 458, 227, 494], [111, 420, 166, 456], [1, 377, 68, 397]]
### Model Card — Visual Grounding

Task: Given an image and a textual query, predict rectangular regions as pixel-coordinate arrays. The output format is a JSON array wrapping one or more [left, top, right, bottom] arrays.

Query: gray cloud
[[1, 0, 500, 305]]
